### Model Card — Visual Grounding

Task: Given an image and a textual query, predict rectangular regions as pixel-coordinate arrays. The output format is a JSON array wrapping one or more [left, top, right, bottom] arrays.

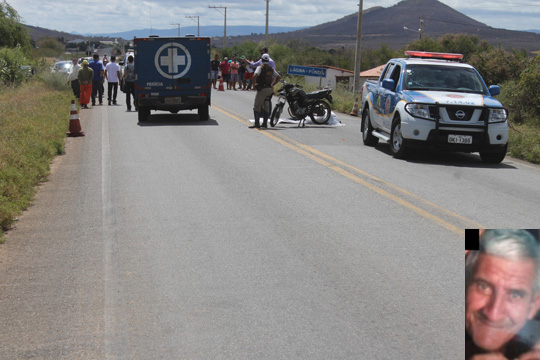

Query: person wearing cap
[[77, 60, 93, 109], [250, 54, 281, 128]]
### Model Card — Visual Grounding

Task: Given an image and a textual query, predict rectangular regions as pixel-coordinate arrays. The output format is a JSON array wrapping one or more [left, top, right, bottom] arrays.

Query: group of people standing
[[66, 47, 279, 127], [67, 54, 137, 111], [211, 47, 277, 92], [212, 47, 281, 128]]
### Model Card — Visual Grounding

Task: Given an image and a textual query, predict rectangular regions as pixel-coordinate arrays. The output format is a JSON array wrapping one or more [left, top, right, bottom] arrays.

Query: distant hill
[[24, 24, 304, 42], [90, 25, 306, 39], [25, 0, 540, 53], [225, 0, 540, 52]]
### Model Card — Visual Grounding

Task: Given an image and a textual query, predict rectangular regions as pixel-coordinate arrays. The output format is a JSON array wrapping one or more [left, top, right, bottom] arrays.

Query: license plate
[[164, 97, 182, 104], [448, 134, 472, 144]]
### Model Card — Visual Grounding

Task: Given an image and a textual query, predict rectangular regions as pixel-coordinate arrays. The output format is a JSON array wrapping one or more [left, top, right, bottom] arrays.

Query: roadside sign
[[287, 65, 327, 78]]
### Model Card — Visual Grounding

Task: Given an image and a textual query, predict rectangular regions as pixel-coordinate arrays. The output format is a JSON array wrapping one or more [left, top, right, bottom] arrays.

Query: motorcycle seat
[[306, 89, 331, 99]]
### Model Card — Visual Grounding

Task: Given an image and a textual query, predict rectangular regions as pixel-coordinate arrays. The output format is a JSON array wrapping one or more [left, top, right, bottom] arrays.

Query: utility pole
[[264, 0, 270, 47], [170, 22, 181, 36], [419, 16, 424, 40], [353, 0, 364, 93], [186, 15, 200, 36], [209, 6, 227, 48]]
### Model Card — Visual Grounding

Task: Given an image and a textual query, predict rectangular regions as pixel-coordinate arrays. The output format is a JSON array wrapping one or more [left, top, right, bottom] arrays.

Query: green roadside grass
[[0, 81, 72, 242], [508, 123, 540, 164]]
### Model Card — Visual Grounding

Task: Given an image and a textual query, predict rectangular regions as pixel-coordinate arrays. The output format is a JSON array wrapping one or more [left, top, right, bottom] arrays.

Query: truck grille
[[443, 105, 477, 121]]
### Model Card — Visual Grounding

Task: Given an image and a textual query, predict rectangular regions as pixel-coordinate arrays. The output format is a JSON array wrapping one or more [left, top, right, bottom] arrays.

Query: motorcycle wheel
[[270, 103, 284, 127], [309, 100, 331, 124]]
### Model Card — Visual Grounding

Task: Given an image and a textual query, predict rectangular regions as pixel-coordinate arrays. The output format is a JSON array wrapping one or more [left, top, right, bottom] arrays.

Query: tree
[[35, 37, 65, 58], [0, 1, 31, 50], [469, 46, 527, 85]]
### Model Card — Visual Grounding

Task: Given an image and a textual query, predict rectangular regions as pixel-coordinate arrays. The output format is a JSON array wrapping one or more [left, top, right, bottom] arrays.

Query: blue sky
[[8, 0, 540, 34]]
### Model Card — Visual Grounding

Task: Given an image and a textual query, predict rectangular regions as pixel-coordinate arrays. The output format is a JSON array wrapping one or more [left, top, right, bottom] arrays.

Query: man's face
[[466, 254, 540, 352]]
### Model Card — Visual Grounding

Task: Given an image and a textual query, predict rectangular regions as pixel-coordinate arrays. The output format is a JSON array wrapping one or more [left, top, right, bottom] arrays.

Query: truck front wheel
[[138, 107, 150, 122], [390, 116, 409, 159], [361, 108, 379, 146], [480, 144, 507, 164], [198, 105, 209, 121]]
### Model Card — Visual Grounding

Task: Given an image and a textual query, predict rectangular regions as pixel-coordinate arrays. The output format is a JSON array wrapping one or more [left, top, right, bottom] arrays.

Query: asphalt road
[[1, 88, 539, 359]]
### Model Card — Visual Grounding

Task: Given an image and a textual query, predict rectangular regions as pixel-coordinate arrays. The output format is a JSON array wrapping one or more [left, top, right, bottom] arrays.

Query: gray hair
[[466, 229, 540, 294]]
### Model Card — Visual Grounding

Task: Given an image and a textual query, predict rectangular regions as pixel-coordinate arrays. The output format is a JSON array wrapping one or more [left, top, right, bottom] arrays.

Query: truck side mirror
[[489, 85, 500, 96], [382, 79, 396, 92]]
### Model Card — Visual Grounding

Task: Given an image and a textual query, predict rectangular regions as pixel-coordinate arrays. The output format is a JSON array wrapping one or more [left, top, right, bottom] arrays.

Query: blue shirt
[[88, 60, 104, 81]]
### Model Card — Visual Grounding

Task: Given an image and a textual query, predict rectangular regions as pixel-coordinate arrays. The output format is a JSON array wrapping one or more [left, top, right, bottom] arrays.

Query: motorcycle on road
[[270, 81, 333, 127]]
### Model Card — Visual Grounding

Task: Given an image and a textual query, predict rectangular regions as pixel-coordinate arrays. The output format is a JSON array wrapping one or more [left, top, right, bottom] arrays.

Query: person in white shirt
[[66, 58, 81, 99], [248, 47, 276, 69], [104, 56, 122, 105]]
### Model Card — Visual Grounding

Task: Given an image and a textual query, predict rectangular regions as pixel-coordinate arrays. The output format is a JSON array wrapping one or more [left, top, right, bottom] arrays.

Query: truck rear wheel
[[198, 105, 209, 121], [138, 107, 150, 122], [361, 108, 379, 146]]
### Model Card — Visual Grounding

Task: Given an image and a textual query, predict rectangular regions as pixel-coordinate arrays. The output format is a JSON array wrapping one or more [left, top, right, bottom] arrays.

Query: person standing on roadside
[[77, 60, 93, 109], [250, 54, 281, 129], [230, 55, 239, 90], [219, 57, 230, 90], [245, 56, 254, 90], [248, 47, 276, 69], [89, 54, 105, 106], [122, 55, 137, 112], [210, 54, 220, 89], [104, 55, 122, 105], [67, 58, 81, 100], [238, 56, 247, 90]]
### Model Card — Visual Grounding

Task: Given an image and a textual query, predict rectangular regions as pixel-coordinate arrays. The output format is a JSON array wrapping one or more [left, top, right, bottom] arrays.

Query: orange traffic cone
[[66, 100, 85, 137], [218, 77, 225, 91], [350, 98, 359, 116]]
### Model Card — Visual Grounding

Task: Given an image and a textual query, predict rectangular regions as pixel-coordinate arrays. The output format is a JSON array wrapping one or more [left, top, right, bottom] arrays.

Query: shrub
[[0, 45, 27, 85]]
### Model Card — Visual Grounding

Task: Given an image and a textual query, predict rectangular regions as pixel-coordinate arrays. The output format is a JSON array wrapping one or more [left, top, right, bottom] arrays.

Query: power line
[[209, 6, 227, 47], [185, 15, 200, 36]]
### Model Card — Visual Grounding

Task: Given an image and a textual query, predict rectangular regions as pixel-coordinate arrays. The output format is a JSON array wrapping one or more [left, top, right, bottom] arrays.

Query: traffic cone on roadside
[[66, 100, 85, 137], [218, 77, 225, 91], [350, 98, 359, 116]]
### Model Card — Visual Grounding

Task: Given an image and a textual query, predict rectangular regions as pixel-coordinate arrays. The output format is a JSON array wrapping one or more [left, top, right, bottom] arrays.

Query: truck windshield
[[403, 64, 489, 95]]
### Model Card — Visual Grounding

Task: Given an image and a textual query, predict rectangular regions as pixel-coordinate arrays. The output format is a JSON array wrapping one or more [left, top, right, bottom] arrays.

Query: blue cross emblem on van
[[154, 42, 192, 79]]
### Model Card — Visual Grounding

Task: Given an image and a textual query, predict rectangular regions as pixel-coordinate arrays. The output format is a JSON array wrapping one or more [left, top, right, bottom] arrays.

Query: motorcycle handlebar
[[279, 80, 302, 88]]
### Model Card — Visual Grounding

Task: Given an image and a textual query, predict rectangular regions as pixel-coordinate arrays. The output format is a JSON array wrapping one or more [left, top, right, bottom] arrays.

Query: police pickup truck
[[134, 36, 211, 122], [360, 51, 508, 163]]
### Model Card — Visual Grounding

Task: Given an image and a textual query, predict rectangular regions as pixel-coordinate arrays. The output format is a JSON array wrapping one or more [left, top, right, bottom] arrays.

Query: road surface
[[1, 89, 539, 359]]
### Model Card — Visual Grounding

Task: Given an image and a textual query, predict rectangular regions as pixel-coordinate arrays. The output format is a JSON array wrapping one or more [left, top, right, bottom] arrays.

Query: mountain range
[[26, 0, 540, 52]]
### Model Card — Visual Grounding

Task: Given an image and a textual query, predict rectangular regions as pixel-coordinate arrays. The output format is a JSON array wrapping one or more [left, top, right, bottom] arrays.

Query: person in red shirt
[[219, 57, 230, 90]]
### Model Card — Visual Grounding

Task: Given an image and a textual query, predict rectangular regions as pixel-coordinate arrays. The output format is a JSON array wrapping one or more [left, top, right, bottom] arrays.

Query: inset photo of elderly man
[[466, 229, 540, 360]]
